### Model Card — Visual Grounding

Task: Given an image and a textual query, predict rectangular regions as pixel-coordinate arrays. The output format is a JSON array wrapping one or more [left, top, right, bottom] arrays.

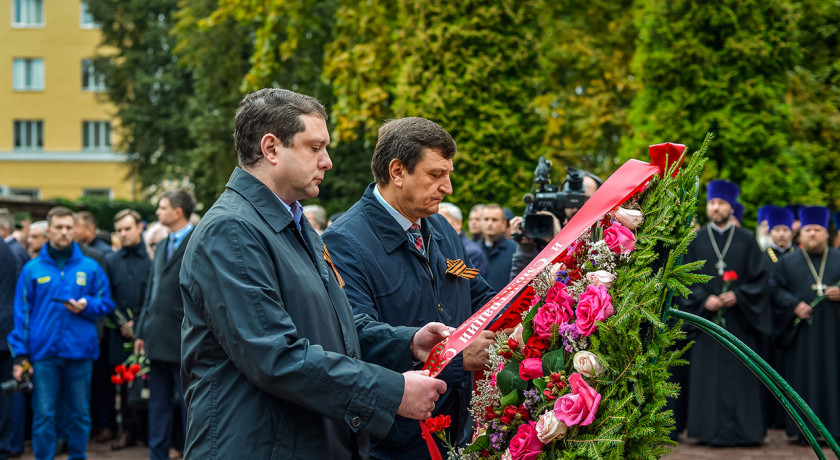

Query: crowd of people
[[1, 87, 837, 460]]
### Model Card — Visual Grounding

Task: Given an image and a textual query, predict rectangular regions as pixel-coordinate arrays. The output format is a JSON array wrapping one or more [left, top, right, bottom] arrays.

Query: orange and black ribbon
[[323, 246, 345, 288], [445, 259, 479, 280]]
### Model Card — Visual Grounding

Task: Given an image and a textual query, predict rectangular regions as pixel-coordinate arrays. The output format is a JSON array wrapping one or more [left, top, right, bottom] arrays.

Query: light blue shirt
[[169, 222, 194, 252], [373, 185, 419, 233], [274, 194, 304, 231]]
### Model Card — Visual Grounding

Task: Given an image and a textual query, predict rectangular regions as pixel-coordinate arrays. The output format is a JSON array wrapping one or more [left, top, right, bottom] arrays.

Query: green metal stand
[[663, 306, 840, 459]]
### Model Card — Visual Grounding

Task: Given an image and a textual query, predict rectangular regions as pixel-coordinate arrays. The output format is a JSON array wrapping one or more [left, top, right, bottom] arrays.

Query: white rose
[[585, 270, 616, 289], [502, 449, 513, 460], [511, 323, 524, 346], [549, 262, 565, 279], [535, 410, 568, 444], [573, 351, 605, 378], [614, 207, 644, 230]]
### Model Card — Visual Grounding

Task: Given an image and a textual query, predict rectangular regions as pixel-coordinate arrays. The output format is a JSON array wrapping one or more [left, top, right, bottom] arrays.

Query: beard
[[803, 240, 828, 255], [710, 212, 731, 227]]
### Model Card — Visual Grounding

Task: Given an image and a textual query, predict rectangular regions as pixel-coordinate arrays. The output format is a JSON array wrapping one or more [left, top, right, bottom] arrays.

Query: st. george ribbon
[[422, 143, 687, 377]]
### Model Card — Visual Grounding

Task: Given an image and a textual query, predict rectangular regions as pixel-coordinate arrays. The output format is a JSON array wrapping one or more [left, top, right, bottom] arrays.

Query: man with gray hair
[[438, 202, 488, 277], [26, 220, 48, 259], [303, 204, 328, 234]]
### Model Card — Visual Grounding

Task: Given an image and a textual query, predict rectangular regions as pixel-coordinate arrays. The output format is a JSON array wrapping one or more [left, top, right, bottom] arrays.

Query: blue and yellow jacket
[[8, 242, 113, 362]]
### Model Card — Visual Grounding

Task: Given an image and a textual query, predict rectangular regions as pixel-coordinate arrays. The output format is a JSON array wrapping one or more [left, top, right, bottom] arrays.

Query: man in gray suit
[[135, 189, 195, 460]]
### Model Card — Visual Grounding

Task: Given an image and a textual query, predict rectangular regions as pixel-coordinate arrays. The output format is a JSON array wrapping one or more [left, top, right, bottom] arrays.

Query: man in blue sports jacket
[[323, 117, 497, 459], [8, 206, 114, 460]]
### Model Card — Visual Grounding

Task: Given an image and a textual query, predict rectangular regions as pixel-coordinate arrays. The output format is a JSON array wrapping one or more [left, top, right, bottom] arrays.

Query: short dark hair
[[75, 210, 97, 228], [160, 189, 196, 219], [113, 209, 142, 225], [370, 117, 456, 186], [234, 88, 328, 167], [47, 206, 76, 226]]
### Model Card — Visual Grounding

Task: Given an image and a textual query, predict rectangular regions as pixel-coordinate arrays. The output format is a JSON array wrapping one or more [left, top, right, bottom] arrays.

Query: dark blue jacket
[[104, 243, 151, 364], [8, 243, 113, 362], [482, 236, 516, 291], [180, 168, 415, 459], [323, 184, 496, 458], [0, 240, 18, 349]]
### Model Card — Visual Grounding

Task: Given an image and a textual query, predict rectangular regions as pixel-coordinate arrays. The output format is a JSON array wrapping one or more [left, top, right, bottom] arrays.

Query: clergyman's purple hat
[[786, 204, 804, 221], [706, 180, 740, 207], [732, 202, 744, 222], [765, 205, 794, 230], [757, 205, 773, 224], [799, 206, 830, 230]]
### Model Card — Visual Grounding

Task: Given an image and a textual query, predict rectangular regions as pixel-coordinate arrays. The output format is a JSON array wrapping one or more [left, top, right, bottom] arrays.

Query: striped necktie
[[407, 223, 425, 256]]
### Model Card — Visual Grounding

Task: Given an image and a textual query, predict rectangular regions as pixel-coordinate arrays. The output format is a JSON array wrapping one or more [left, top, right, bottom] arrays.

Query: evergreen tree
[[623, 0, 802, 221]]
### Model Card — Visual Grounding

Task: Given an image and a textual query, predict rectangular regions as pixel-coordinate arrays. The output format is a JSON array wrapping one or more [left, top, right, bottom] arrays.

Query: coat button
[[437, 303, 443, 312], [351, 416, 362, 428]]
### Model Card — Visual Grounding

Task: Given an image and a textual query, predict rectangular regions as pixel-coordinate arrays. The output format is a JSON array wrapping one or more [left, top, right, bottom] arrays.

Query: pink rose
[[544, 282, 574, 307], [603, 221, 635, 254], [585, 270, 616, 289], [553, 373, 602, 427], [519, 357, 544, 381], [509, 421, 543, 460], [575, 285, 614, 337], [533, 301, 574, 339]]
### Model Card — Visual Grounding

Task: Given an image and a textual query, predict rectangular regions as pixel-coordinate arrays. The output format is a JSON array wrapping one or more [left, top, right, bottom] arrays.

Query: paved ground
[[13, 429, 837, 459]]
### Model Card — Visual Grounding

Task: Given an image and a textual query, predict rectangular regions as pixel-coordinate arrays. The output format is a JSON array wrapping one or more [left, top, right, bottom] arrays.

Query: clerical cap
[[757, 205, 773, 225], [765, 205, 794, 230], [706, 180, 739, 207], [786, 204, 804, 221], [798, 206, 829, 230], [732, 202, 744, 222]]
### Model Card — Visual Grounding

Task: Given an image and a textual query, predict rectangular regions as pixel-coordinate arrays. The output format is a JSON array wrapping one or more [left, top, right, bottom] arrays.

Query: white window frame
[[9, 188, 41, 200], [83, 188, 113, 199], [81, 59, 106, 92], [80, 0, 96, 29], [12, 58, 44, 91], [82, 121, 112, 151], [12, 0, 44, 28], [13, 120, 44, 151]]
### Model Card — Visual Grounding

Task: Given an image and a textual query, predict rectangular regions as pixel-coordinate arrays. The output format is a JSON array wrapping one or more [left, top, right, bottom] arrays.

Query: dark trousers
[[91, 340, 116, 434], [148, 361, 186, 460], [0, 351, 12, 460]]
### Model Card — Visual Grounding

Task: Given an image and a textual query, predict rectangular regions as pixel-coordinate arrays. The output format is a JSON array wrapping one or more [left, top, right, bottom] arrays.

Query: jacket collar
[[38, 242, 84, 267], [360, 183, 440, 254], [226, 167, 295, 234]]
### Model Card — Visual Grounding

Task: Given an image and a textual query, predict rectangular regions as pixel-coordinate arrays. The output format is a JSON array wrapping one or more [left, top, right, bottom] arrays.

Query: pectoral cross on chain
[[812, 283, 827, 297], [715, 259, 726, 276]]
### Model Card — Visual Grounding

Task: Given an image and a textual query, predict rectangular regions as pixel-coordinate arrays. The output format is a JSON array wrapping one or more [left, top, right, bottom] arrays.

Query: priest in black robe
[[770, 206, 840, 442], [679, 179, 768, 446], [760, 205, 796, 429]]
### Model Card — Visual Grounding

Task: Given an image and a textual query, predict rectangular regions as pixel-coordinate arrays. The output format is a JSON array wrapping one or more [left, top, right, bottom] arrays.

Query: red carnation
[[111, 374, 123, 385], [722, 270, 738, 282], [115, 364, 127, 374], [423, 414, 451, 434], [123, 372, 135, 383], [129, 363, 142, 374]]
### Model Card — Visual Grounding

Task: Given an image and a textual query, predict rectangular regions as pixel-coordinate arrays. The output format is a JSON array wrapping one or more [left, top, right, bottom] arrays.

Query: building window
[[13, 120, 43, 150], [83, 121, 111, 150], [12, 58, 44, 91], [12, 0, 43, 27], [9, 188, 41, 200], [81, 59, 106, 92], [83, 188, 112, 199], [80, 0, 96, 28]]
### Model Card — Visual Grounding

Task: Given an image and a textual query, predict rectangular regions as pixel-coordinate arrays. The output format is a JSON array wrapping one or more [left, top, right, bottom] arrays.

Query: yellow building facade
[[0, 0, 138, 201]]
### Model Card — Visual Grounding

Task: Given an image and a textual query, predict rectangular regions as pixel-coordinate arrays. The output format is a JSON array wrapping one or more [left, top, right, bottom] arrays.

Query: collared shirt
[[710, 221, 733, 235], [169, 222, 194, 252], [771, 243, 792, 253], [273, 194, 304, 230], [373, 185, 418, 232], [3, 236, 14, 244]]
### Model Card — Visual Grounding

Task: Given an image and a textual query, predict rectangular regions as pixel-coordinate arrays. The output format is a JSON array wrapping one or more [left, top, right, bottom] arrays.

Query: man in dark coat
[[180, 88, 449, 460], [770, 206, 840, 441], [134, 189, 195, 460], [679, 180, 767, 446], [323, 118, 497, 459], [0, 210, 29, 271], [480, 204, 516, 290], [0, 238, 19, 459], [104, 209, 151, 450]]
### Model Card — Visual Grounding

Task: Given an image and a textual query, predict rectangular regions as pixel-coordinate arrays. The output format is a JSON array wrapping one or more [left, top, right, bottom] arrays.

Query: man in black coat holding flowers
[[679, 179, 767, 446], [180, 89, 450, 460]]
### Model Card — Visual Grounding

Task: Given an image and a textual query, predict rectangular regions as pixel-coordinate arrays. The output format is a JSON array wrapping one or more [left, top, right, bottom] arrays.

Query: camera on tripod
[[1, 369, 33, 394], [522, 157, 589, 240]]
